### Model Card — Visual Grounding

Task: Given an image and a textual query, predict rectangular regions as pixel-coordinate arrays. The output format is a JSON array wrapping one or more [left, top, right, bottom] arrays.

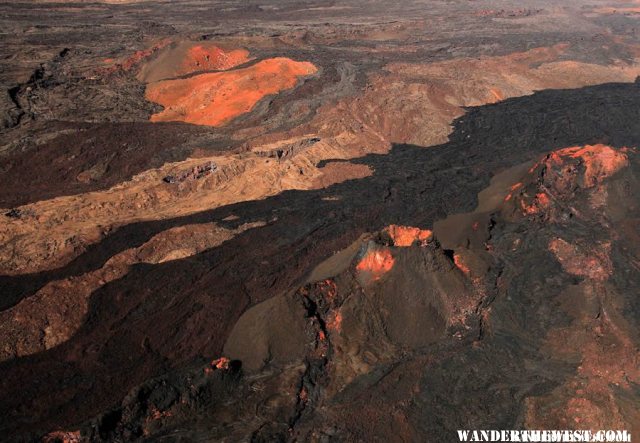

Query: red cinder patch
[[520, 191, 551, 215], [213, 356, 230, 369], [181, 45, 250, 73], [146, 57, 317, 127], [549, 144, 628, 187], [384, 224, 432, 247], [320, 279, 338, 299], [326, 310, 343, 333], [356, 248, 395, 280], [453, 253, 471, 276]]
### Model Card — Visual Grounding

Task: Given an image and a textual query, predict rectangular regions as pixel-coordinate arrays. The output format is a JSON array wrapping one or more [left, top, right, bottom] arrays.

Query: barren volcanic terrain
[[1, 0, 640, 441]]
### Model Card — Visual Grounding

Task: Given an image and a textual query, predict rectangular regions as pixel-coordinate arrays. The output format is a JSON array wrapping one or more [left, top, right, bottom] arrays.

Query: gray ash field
[[1, 1, 640, 442]]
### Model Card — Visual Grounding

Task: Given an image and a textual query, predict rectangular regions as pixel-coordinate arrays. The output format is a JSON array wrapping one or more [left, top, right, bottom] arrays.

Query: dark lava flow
[[0, 121, 211, 208], [1, 80, 640, 437]]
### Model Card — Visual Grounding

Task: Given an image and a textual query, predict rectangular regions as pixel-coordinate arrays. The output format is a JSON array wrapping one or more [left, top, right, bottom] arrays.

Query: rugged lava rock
[[2, 1, 640, 441]]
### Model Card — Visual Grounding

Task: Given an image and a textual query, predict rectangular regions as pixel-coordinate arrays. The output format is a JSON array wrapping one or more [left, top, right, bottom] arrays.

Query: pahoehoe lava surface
[[1, 0, 640, 441]]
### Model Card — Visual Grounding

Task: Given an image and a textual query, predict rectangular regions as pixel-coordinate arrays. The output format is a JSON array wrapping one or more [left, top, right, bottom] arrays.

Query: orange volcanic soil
[[355, 248, 395, 280], [505, 145, 630, 218], [181, 45, 250, 74], [384, 224, 432, 247], [555, 145, 629, 187], [135, 42, 253, 82], [525, 144, 629, 189], [453, 253, 472, 276], [520, 192, 551, 215], [146, 57, 317, 126], [326, 310, 343, 333]]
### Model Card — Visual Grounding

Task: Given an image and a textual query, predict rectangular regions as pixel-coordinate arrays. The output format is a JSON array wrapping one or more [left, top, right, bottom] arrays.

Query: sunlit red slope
[[146, 57, 317, 126]]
